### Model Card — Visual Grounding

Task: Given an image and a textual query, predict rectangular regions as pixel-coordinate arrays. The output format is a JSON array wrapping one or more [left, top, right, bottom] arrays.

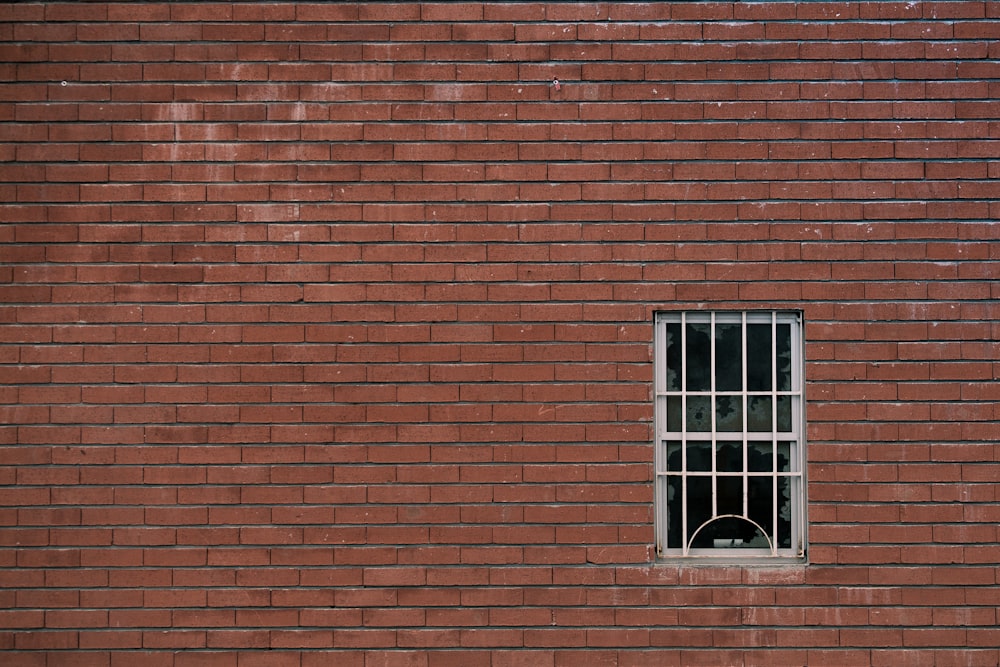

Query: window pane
[[775, 322, 792, 391], [776, 395, 792, 432], [666, 441, 682, 472], [746, 323, 772, 391], [715, 441, 742, 473], [748, 442, 773, 472], [714, 323, 742, 391], [748, 476, 773, 541], [664, 476, 682, 549], [716, 476, 743, 515], [686, 442, 711, 472], [665, 322, 682, 391], [685, 322, 711, 391], [747, 396, 772, 432], [715, 395, 742, 432], [777, 474, 791, 548], [666, 396, 683, 432], [778, 442, 792, 473], [686, 395, 712, 432], [684, 476, 713, 546]]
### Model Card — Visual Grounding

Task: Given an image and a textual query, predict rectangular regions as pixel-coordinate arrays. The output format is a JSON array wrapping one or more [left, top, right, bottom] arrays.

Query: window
[[654, 311, 806, 561]]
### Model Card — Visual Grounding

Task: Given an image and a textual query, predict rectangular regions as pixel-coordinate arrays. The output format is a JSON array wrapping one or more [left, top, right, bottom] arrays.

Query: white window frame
[[654, 311, 806, 561]]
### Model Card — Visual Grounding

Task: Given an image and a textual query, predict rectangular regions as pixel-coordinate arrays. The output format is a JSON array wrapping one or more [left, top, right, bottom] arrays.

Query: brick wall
[[2, 2, 999, 664]]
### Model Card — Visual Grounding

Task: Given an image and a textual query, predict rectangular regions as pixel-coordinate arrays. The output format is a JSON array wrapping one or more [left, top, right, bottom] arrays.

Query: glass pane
[[777, 475, 791, 548], [665, 476, 682, 549], [714, 323, 742, 391], [748, 476, 774, 544], [666, 441, 682, 472], [775, 322, 792, 391], [715, 441, 742, 473], [666, 396, 682, 432], [686, 395, 712, 432], [686, 442, 711, 472], [778, 442, 792, 473], [747, 396, 772, 432], [746, 323, 772, 391], [717, 475, 743, 515], [748, 442, 773, 472], [715, 395, 742, 432], [685, 476, 713, 546], [665, 322, 682, 391], [685, 322, 711, 391], [776, 395, 792, 432]]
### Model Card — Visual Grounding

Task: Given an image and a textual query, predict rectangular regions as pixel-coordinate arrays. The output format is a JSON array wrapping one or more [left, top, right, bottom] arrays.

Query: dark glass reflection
[[666, 441, 682, 472], [776, 395, 792, 432], [686, 395, 712, 432], [685, 442, 711, 472], [778, 442, 791, 472], [685, 322, 711, 391], [715, 395, 742, 432], [775, 323, 792, 391], [747, 323, 772, 391], [666, 396, 682, 432], [665, 322, 682, 391], [714, 323, 742, 391], [715, 441, 742, 472], [716, 476, 743, 515], [748, 442, 773, 472], [747, 396, 772, 432]]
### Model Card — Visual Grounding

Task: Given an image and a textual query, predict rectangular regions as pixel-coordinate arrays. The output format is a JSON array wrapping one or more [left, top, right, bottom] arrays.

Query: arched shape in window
[[687, 514, 773, 553]]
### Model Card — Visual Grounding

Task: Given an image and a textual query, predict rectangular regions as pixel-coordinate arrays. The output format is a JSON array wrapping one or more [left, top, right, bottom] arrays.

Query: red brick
[[3, 4, 1000, 658]]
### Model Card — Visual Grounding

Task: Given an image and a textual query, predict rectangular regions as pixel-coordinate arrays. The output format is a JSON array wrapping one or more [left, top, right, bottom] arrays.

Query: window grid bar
[[652, 314, 666, 552], [741, 312, 749, 530], [667, 471, 803, 478], [680, 312, 688, 556], [792, 311, 804, 555], [710, 312, 718, 523], [771, 313, 779, 555]]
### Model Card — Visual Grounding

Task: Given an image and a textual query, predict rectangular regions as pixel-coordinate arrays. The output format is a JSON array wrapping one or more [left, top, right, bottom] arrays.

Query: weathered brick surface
[[2, 1, 999, 663]]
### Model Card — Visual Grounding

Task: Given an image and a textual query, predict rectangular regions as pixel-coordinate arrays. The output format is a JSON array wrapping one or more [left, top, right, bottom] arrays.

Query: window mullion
[[741, 311, 748, 521], [680, 312, 688, 556], [771, 312, 779, 555], [792, 312, 803, 555], [709, 312, 717, 521]]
